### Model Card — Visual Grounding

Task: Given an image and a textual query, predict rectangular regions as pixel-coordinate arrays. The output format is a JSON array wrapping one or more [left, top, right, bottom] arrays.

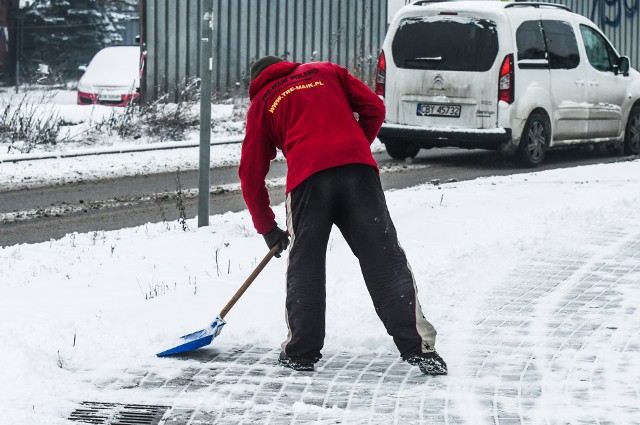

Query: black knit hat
[[251, 56, 284, 81]]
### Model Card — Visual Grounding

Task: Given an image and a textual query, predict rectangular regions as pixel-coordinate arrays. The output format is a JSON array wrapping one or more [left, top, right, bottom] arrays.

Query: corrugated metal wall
[[544, 0, 639, 70], [143, 0, 387, 103]]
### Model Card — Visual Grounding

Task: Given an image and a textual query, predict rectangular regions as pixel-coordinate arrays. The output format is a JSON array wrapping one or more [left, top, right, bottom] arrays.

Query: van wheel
[[384, 139, 420, 160], [517, 111, 549, 167], [624, 105, 640, 155]]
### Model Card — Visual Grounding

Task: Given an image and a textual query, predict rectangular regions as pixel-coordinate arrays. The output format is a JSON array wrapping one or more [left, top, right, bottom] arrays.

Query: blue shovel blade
[[156, 316, 226, 357]]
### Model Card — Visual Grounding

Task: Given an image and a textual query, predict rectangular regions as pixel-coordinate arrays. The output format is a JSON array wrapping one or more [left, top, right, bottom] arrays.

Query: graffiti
[[590, 0, 639, 28]]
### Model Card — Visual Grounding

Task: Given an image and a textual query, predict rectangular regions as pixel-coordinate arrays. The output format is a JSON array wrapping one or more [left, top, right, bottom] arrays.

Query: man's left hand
[[263, 225, 290, 258]]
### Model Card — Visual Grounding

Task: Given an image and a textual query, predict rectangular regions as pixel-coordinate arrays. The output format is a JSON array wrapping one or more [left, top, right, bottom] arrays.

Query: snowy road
[[0, 145, 633, 246]]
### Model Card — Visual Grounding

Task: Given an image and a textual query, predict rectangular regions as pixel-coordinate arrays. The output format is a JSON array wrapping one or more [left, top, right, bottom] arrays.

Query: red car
[[77, 46, 144, 107]]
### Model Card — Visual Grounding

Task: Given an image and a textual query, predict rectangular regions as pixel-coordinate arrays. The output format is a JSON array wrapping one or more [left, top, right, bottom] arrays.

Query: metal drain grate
[[68, 402, 170, 425]]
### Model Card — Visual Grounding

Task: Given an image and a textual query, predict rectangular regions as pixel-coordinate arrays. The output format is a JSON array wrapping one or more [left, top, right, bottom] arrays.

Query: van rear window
[[392, 16, 499, 72]]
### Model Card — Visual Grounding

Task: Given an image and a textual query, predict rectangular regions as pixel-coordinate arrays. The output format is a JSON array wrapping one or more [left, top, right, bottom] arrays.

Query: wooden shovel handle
[[219, 245, 280, 319]]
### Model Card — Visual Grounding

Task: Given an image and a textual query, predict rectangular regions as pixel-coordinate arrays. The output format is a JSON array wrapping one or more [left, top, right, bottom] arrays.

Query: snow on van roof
[[392, 1, 509, 27], [403, 0, 512, 13], [403, 0, 571, 14], [397, 14, 493, 30]]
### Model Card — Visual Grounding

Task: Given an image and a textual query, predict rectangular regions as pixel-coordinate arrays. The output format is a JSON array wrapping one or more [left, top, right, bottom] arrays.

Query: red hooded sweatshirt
[[239, 61, 385, 234]]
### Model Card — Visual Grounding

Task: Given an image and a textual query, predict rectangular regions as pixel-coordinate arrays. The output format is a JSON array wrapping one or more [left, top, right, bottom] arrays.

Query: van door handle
[[575, 79, 585, 86], [588, 81, 599, 87]]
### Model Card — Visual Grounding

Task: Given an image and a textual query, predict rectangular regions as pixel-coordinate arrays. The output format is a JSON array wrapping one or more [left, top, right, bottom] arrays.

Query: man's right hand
[[263, 225, 290, 258]]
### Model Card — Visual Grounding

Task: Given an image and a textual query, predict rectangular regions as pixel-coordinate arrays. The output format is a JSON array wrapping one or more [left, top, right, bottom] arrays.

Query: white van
[[376, 1, 640, 166]]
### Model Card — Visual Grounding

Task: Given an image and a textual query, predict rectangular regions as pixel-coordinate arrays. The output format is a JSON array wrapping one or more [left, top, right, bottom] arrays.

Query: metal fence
[[548, 0, 640, 70], [143, 0, 388, 103]]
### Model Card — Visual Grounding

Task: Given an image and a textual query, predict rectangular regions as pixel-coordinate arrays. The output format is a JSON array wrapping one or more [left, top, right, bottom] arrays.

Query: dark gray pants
[[282, 164, 437, 362]]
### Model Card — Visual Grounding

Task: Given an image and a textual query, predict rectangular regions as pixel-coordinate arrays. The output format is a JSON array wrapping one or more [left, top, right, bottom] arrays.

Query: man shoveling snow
[[239, 56, 447, 375]]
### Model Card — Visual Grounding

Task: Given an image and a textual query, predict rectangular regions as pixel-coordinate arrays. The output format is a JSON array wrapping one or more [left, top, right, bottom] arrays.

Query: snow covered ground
[[2, 88, 639, 423], [1, 150, 639, 423], [0, 88, 244, 162]]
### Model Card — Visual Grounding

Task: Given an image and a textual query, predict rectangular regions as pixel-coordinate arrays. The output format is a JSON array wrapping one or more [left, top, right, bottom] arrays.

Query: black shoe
[[406, 351, 448, 375], [278, 351, 315, 372]]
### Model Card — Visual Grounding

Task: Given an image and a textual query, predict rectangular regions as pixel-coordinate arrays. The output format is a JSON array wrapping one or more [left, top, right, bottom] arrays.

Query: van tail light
[[498, 54, 514, 104], [375, 50, 386, 97]]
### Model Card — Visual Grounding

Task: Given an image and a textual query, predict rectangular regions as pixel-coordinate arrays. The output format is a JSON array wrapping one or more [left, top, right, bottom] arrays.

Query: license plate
[[417, 103, 461, 117], [99, 93, 122, 101]]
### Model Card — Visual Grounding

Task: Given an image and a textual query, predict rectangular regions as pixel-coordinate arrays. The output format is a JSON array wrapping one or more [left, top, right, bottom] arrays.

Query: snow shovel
[[156, 245, 279, 357]]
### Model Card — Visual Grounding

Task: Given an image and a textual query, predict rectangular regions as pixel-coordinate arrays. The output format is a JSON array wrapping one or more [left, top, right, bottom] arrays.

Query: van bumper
[[378, 123, 513, 150]]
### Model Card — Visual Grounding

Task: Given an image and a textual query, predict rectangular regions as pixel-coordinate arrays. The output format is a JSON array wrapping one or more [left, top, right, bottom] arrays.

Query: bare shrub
[[96, 99, 140, 139], [1, 76, 249, 153], [87, 78, 200, 142], [138, 78, 200, 142], [0, 92, 68, 153], [175, 168, 189, 232]]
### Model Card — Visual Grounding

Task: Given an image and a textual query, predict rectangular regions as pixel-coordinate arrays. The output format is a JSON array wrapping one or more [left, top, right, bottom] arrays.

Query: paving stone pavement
[[79, 228, 640, 424]]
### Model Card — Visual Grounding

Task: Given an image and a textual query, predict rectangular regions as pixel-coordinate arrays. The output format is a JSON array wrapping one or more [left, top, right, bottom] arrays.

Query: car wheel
[[517, 111, 549, 167], [624, 105, 640, 155], [384, 139, 420, 160]]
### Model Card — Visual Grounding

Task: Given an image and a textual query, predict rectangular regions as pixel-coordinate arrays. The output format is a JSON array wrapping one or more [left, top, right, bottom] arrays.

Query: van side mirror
[[616, 56, 630, 76], [78, 65, 87, 72]]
